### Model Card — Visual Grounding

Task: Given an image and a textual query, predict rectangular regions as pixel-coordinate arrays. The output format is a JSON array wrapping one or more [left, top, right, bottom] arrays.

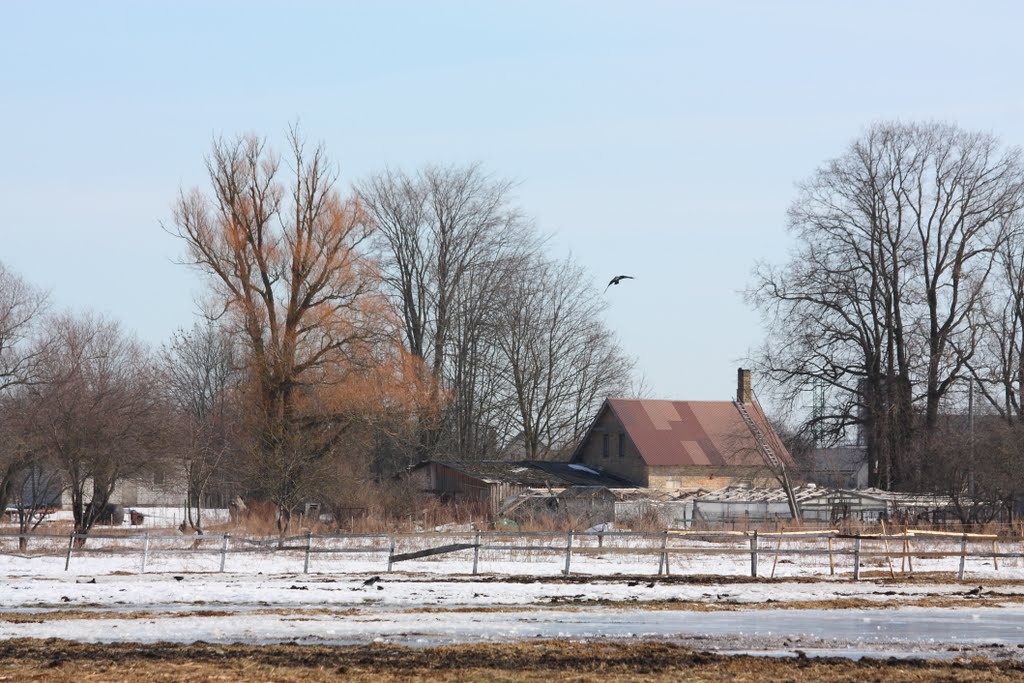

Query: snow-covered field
[[2, 528, 1022, 579], [3, 532, 1024, 659]]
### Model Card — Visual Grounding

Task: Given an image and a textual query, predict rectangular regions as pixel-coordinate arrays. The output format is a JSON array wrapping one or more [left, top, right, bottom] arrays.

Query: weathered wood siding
[[428, 463, 529, 516]]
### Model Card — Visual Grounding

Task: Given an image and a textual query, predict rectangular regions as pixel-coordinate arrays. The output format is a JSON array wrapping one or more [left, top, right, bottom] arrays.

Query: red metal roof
[[603, 398, 795, 469]]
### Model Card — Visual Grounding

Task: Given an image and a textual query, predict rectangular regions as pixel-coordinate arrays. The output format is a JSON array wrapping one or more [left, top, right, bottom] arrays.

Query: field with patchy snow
[[2, 528, 1024, 679]]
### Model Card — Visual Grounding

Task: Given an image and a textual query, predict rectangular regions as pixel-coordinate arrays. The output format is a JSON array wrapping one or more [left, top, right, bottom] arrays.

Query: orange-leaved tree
[[170, 128, 399, 534]]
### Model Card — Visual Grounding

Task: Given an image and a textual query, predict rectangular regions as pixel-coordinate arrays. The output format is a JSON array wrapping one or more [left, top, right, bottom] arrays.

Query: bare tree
[[0, 263, 49, 521], [442, 251, 530, 459], [161, 321, 243, 533], [170, 128, 390, 534], [750, 122, 1024, 490], [358, 164, 538, 460], [26, 313, 167, 544], [971, 226, 1024, 422], [494, 255, 633, 459]]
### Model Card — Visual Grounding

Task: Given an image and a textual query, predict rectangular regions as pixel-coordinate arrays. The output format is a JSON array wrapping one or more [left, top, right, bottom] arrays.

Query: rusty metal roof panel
[[605, 399, 795, 469]]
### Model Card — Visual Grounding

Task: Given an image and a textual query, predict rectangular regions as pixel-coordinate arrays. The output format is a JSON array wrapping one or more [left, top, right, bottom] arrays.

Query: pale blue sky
[[3, 1, 1024, 402]]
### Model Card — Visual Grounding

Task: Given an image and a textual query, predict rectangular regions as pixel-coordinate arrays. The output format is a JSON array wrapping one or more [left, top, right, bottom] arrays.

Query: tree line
[[0, 128, 635, 542], [750, 121, 1024, 522]]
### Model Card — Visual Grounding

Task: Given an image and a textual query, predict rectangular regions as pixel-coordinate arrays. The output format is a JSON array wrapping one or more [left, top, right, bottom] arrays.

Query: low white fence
[[1, 529, 1021, 580]]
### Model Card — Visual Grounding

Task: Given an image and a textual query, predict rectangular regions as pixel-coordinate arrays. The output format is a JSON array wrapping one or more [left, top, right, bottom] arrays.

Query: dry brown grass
[[0, 639, 1020, 682]]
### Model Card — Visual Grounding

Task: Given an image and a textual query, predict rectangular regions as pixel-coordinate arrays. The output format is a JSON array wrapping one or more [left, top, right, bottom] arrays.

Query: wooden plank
[[389, 543, 478, 564]]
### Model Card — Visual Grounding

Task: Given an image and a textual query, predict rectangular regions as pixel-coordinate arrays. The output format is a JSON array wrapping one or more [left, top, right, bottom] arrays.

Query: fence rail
[[2, 528, 1023, 581]]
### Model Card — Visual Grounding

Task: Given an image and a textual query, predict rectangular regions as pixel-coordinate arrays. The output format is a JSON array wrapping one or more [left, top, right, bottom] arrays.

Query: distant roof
[[576, 398, 795, 469], [426, 460, 636, 489]]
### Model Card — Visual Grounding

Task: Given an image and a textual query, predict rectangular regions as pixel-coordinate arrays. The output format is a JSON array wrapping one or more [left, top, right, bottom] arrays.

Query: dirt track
[[1, 639, 1022, 682]]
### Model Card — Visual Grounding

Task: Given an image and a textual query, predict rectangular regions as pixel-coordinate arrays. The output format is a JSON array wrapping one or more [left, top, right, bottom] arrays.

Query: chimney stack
[[737, 368, 752, 404]]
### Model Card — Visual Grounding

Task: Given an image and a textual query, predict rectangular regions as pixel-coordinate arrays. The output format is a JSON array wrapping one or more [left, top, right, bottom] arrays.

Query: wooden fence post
[[141, 532, 150, 574], [880, 520, 896, 578], [563, 530, 574, 576], [958, 534, 968, 581], [387, 538, 395, 572], [472, 532, 480, 575], [64, 532, 75, 571], [993, 540, 1000, 571], [749, 531, 758, 578], [303, 532, 312, 574], [219, 533, 229, 572], [827, 536, 835, 576], [770, 532, 783, 579], [657, 531, 670, 576], [853, 536, 861, 580]]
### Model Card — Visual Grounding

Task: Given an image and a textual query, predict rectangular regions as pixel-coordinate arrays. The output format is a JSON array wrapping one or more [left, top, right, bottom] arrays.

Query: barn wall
[[60, 474, 187, 509], [427, 464, 528, 516]]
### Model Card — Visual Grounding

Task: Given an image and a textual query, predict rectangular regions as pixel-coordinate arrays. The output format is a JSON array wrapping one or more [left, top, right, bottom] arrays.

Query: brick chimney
[[736, 368, 752, 404]]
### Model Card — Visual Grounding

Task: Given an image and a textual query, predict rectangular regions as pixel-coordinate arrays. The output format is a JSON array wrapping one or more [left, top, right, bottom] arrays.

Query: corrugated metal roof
[[433, 460, 635, 489], [688, 484, 824, 503], [604, 399, 796, 469]]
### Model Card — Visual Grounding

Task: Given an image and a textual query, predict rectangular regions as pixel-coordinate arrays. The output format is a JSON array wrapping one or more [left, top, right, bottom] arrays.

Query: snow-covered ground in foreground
[[2, 530, 1022, 580], [3, 536, 1024, 659]]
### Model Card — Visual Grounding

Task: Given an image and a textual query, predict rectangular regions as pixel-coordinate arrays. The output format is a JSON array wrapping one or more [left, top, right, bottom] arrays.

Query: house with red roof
[[570, 369, 795, 493]]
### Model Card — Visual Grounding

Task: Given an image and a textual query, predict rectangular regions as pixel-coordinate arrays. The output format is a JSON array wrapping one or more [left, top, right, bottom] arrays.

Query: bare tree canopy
[[161, 321, 243, 532], [0, 263, 49, 530], [750, 121, 1024, 491], [25, 312, 166, 542], [358, 163, 538, 459], [0, 261, 48, 392], [494, 255, 633, 458], [359, 164, 634, 463]]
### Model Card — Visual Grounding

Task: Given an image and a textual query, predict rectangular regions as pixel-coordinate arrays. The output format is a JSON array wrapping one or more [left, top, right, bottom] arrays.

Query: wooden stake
[[853, 536, 861, 580], [880, 519, 896, 579], [64, 532, 74, 571], [770, 529, 783, 579], [659, 530, 670, 576], [957, 534, 968, 581], [749, 531, 758, 578], [219, 533, 229, 572], [563, 530, 574, 576], [827, 536, 835, 576]]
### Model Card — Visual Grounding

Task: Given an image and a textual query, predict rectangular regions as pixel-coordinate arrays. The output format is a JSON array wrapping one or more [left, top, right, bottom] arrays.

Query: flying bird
[[605, 275, 634, 292]]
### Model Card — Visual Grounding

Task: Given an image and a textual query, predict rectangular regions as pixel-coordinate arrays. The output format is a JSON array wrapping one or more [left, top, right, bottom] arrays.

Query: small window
[[602, 433, 610, 458], [153, 470, 165, 487], [618, 433, 626, 457]]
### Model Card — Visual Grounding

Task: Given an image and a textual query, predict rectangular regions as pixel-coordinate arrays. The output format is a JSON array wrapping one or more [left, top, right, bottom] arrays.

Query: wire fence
[[1, 528, 1022, 581]]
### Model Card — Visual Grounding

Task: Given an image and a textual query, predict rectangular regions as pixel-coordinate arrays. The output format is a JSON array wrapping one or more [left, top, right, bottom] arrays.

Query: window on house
[[153, 470, 165, 487], [618, 433, 626, 457], [602, 433, 610, 458]]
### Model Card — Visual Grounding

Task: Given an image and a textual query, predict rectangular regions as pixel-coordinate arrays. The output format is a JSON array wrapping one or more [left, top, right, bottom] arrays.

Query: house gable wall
[[573, 407, 647, 485]]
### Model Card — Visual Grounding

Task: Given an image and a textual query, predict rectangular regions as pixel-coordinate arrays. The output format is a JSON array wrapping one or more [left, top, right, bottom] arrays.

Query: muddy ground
[[2, 639, 1023, 682]]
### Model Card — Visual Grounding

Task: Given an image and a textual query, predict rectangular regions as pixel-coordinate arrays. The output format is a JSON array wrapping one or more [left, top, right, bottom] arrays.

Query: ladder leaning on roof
[[734, 400, 802, 522]]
